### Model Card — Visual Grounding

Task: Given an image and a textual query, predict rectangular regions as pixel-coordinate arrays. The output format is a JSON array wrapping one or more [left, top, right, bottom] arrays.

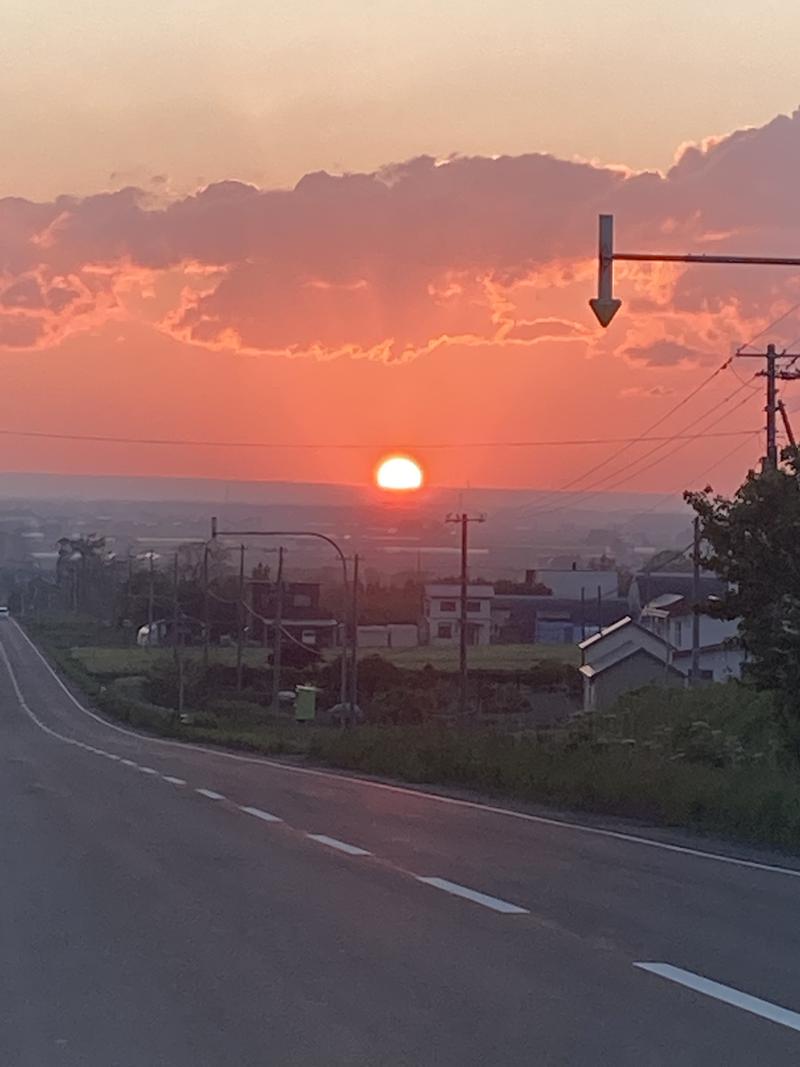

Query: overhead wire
[[0, 424, 755, 451], [509, 370, 760, 517]]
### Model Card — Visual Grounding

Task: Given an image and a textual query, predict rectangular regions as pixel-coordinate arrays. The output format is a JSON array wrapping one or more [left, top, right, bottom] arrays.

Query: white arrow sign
[[589, 214, 621, 328]]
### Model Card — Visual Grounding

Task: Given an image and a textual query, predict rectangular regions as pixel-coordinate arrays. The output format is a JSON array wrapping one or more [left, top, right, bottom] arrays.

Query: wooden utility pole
[[350, 553, 360, 716], [691, 516, 701, 686], [738, 343, 800, 470], [202, 542, 210, 670], [271, 546, 284, 714], [445, 513, 486, 716], [172, 553, 184, 715], [236, 544, 245, 692]]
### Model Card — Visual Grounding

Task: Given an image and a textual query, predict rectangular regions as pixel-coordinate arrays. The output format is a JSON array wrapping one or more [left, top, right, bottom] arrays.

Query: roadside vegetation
[[23, 607, 800, 853]]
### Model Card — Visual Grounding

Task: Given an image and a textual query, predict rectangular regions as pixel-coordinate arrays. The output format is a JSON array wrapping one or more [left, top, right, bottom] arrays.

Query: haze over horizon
[[3, 1, 799, 495]]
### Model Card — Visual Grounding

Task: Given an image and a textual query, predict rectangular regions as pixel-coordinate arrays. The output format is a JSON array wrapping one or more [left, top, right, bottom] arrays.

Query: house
[[249, 578, 341, 649], [639, 593, 739, 651], [578, 597, 745, 712], [492, 595, 629, 645], [579, 617, 684, 711], [422, 583, 494, 646]]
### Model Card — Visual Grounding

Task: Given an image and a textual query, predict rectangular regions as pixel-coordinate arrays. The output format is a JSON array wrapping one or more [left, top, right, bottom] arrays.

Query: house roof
[[645, 593, 685, 611], [580, 645, 683, 679], [578, 615, 633, 649]]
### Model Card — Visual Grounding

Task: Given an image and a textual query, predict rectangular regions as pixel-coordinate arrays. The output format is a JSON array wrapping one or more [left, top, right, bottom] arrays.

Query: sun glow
[[376, 455, 423, 491]]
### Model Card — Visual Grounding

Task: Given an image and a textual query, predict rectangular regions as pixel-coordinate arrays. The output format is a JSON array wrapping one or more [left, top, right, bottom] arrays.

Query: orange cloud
[[2, 108, 800, 369]]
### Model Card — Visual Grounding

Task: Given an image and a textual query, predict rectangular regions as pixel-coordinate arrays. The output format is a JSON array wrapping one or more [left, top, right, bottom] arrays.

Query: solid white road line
[[240, 805, 282, 823], [635, 963, 800, 1034], [162, 776, 187, 786], [195, 788, 225, 801], [306, 834, 371, 856], [139, 766, 158, 775], [13, 618, 800, 885], [416, 877, 529, 914]]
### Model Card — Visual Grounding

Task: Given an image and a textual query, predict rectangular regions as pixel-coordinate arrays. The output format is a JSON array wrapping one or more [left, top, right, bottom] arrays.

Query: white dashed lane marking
[[635, 963, 800, 1034], [120, 759, 137, 767], [162, 776, 187, 786], [139, 767, 158, 775], [416, 877, 529, 914], [195, 788, 226, 801], [240, 805, 282, 823], [306, 834, 371, 856]]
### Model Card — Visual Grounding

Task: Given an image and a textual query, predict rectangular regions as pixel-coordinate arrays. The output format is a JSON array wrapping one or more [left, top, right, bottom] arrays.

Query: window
[[466, 600, 482, 613], [293, 593, 312, 608], [674, 621, 683, 646], [439, 600, 457, 612], [437, 623, 453, 638]]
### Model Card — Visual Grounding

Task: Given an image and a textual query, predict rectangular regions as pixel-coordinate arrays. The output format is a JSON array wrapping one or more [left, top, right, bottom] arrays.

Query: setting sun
[[376, 455, 423, 491]]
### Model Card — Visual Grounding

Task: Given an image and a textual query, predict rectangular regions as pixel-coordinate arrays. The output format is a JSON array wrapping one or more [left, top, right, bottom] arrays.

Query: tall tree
[[686, 458, 800, 755]]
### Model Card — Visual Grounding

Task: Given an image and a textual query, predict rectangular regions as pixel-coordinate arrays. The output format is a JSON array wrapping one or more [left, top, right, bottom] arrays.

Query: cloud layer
[[3, 109, 800, 362]]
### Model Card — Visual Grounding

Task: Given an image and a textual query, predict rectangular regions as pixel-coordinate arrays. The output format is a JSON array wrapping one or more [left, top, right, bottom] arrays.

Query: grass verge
[[22, 616, 800, 853]]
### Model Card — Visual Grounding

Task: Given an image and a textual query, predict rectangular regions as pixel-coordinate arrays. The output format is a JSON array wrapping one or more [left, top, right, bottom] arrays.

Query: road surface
[[3, 617, 800, 1065]]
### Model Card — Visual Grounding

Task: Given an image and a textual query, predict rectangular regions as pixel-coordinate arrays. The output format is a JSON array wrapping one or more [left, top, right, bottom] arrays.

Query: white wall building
[[423, 583, 494, 646], [640, 594, 739, 651]]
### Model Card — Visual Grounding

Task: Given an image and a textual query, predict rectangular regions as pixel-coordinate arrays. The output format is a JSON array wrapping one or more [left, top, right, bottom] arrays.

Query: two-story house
[[249, 575, 341, 649], [422, 583, 494, 646]]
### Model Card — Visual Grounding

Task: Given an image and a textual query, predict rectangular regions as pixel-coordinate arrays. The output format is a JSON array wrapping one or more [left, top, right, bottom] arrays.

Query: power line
[[618, 432, 760, 528], [737, 295, 800, 354], [518, 379, 760, 518], [505, 357, 735, 516], [0, 424, 758, 450]]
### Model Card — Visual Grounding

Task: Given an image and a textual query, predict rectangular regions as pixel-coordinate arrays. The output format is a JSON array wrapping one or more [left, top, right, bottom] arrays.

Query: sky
[[2, 0, 800, 492]]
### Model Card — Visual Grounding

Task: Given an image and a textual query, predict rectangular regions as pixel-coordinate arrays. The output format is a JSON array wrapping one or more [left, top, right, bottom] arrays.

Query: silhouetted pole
[[203, 542, 210, 670], [271, 546, 284, 714], [147, 552, 155, 637], [691, 516, 701, 686], [236, 544, 245, 692], [172, 553, 184, 714], [350, 553, 360, 715], [446, 512, 486, 716]]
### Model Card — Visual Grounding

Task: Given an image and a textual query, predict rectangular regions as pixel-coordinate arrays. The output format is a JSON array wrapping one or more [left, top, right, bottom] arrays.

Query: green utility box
[[294, 685, 319, 722]]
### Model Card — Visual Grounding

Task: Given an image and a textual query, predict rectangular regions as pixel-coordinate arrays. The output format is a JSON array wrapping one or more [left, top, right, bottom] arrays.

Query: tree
[[686, 458, 800, 756]]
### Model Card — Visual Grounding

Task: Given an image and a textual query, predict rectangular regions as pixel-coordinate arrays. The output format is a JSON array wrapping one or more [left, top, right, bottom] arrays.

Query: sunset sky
[[3, 0, 800, 492]]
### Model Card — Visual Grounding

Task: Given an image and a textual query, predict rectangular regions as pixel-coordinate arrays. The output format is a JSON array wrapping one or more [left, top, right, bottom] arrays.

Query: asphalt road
[[4, 618, 800, 1065]]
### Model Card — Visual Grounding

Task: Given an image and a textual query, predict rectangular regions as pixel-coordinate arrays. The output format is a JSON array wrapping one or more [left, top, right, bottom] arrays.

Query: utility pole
[[445, 513, 486, 716], [350, 553, 360, 717], [271, 546, 284, 714], [147, 552, 155, 638], [737, 343, 800, 471], [202, 542, 210, 670], [691, 516, 701, 686], [778, 399, 797, 450], [236, 543, 245, 692], [172, 553, 184, 715]]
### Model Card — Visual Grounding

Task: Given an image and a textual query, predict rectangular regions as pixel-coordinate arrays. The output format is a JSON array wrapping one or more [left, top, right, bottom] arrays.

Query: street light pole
[[211, 522, 351, 708]]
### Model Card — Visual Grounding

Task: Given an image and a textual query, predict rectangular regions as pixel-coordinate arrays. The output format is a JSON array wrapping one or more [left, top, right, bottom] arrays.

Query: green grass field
[[71, 645, 271, 676], [72, 641, 579, 677], [355, 643, 580, 670]]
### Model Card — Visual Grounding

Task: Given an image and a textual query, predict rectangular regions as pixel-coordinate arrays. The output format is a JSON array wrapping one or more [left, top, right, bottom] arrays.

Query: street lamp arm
[[589, 214, 800, 329], [614, 252, 800, 267]]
